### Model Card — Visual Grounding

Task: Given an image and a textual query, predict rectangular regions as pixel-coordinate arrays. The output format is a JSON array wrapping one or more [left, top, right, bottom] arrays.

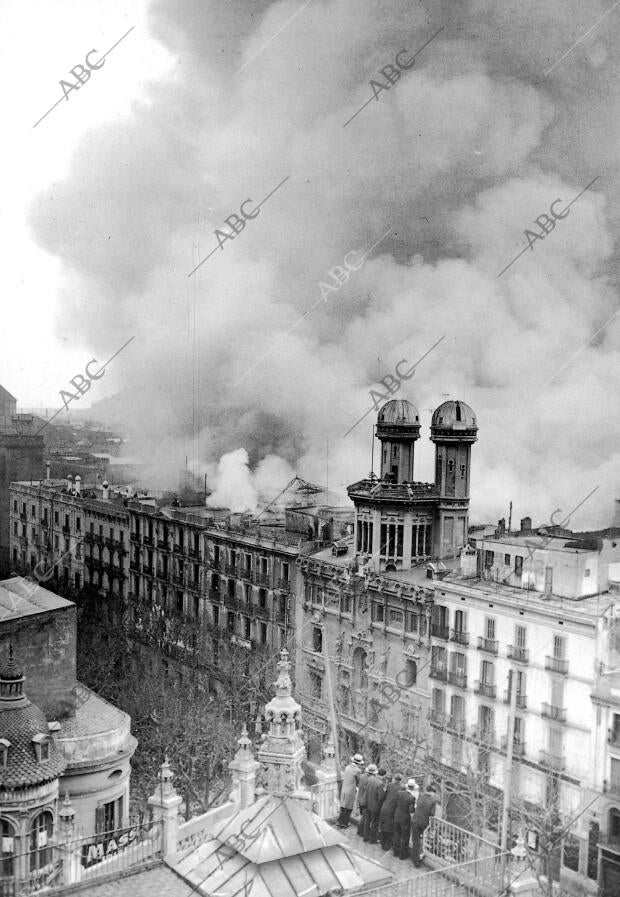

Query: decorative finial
[[235, 725, 253, 760], [159, 757, 175, 797], [58, 792, 75, 832]]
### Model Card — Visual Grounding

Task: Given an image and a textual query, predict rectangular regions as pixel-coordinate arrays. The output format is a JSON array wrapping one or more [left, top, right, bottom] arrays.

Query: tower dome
[[377, 399, 420, 427], [0, 648, 66, 790], [431, 400, 477, 442]]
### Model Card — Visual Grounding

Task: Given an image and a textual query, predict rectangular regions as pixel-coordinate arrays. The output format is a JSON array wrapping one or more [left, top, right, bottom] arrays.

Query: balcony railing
[[429, 665, 448, 682], [143, 534, 154, 546], [254, 571, 270, 588], [541, 702, 566, 722], [450, 629, 469, 646], [428, 708, 447, 727], [276, 578, 291, 592], [501, 735, 526, 756], [474, 681, 496, 699], [545, 656, 568, 675], [540, 750, 565, 771], [254, 603, 269, 619], [431, 624, 450, 640], [448, 671, 468, 689], [503, 690, 527, 709], [608, 730, 620, 748], [471, 725, 496, 746], [447, 716, 466, 735], [225, 563, 237, 576], [507, 645, 529, 663], [477, 637, 499, 655]]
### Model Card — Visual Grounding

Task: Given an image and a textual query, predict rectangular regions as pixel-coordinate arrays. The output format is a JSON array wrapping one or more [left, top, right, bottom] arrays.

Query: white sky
[[0, 0, 174, 409]]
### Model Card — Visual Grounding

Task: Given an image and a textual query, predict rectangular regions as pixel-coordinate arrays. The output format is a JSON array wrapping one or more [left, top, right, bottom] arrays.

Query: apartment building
[[9, 477, 130, 602]]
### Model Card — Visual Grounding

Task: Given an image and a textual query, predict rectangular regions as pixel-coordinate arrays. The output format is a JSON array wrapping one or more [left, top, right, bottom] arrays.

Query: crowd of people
[[336, 754, 438, 868]]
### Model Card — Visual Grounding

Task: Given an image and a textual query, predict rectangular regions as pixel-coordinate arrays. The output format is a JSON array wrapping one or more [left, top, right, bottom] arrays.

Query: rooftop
[[0, 577, 73, 623], [172, 794, 391, 896], [478, 532, 606, 554], [440, 569, 614, 621]]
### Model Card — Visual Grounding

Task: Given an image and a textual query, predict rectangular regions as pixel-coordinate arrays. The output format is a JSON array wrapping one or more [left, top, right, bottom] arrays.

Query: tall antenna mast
[[370, 424, 375, 475], [325, 438, 329, 503]]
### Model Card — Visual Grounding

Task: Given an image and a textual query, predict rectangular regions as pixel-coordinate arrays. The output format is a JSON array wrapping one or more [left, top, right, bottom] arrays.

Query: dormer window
[[0, 739, 10, 767], [32, 733, 51, 762]]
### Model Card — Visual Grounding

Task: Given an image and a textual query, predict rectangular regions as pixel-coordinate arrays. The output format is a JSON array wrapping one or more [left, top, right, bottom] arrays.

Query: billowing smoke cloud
[[29, 0, 620, 528], [206, 449, 295, 512]]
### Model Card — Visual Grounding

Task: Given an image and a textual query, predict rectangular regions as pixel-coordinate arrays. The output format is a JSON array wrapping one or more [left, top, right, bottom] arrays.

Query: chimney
[[66, 474, 73, 493], [102, 480, 110, 501], [520, 516, 532, 534], [74, 475, 81, 496], [497, 517, 506, 535], [45, 461, 51, 483]]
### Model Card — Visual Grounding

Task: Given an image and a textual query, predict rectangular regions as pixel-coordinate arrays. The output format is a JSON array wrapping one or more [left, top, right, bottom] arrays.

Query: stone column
[[313, 736, 340, 821], [228, 726, 260, 810], [148, 759, 183, 862]]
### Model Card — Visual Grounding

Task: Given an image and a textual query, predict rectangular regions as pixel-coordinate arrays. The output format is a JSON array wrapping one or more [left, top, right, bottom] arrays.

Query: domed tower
[[0, 648, 66, 886], [376, 399, 421, 484], [348, 398, 437, 572], [431, 400, 478, 557]]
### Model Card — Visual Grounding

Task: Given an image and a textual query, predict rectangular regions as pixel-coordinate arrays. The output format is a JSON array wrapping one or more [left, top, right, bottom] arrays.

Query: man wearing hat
[[364, 767, 387, 843], [379, 772, 403, 850], [356, 764, 376, 837], [337, 754, 363, 828], [411, 784, 437, 867], [392, 778, 417, 860]]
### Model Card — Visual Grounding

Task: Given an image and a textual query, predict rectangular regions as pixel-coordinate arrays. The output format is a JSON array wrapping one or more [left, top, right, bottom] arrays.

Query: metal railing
[[507, 644, 529, 663], [429, 665, 447, 682], [477, 637, 498, 655], [0, 819, 162, 896], [359, 817, 508, 897], [450, 629, 469, 646], [503, 690, 527, 709], [545, 656, 568, 674], [474, 681, 496, 699], [540, 749, 565, 771], [448, 671, 467, 689], [541, 702, 566, 722]]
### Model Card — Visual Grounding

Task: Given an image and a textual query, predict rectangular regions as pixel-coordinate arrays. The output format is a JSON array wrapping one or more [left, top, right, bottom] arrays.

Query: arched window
[[353, 647, 367, 690], [403, 659, 417, 687], [1, 818, 15, 877], [29, 811, 53, 871]]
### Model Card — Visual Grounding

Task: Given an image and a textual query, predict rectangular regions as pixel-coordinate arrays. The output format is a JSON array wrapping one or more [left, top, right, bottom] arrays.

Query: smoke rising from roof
[[28, 0, 620, 526]]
